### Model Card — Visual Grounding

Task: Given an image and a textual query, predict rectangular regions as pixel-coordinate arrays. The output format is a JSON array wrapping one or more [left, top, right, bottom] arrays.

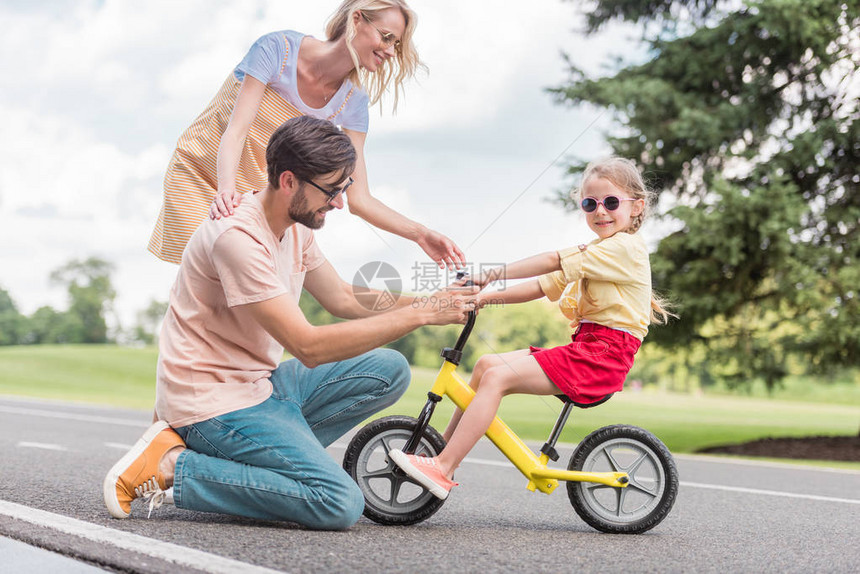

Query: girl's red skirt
[[530, 322, 641, 405]]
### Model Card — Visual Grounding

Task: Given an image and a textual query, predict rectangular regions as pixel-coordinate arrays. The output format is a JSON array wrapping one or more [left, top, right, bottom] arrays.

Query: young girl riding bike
[[390, 157, 673, 500]]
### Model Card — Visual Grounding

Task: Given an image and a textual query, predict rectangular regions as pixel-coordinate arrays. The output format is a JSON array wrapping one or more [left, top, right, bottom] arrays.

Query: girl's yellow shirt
[[537, 232, 652, 340]]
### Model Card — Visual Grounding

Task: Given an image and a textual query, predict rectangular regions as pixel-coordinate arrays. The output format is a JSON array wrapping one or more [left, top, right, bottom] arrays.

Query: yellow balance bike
[[343, 306, 679, 534]]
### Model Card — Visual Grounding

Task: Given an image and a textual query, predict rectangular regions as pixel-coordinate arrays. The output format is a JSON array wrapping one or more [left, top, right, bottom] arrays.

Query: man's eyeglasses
[[304, 176, 354, 203], [580, 195, 637, 213], [360, 11, 401, 51]]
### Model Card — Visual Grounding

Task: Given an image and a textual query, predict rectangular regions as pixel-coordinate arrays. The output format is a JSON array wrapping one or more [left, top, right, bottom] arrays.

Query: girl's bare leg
[[436, 354, 557, 478], [442, 349, 532, 442]]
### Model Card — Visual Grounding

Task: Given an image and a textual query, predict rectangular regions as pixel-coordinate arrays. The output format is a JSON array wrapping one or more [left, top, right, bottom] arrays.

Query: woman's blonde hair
[[325, 0, 425, 112], [574, 157, 676, 325]]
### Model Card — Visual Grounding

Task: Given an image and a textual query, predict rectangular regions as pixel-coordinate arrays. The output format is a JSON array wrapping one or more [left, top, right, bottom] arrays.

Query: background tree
[[24, 306, 67, 344], [550, 0, 859, 391], [0, 286, 25, 345], [132, 299, 169, 345], [49, 257, 117, 344]]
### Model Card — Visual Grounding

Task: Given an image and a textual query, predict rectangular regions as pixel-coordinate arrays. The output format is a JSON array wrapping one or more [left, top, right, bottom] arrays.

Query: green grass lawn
[[2, 345, 858, 468], [0, 344, 159, 408]]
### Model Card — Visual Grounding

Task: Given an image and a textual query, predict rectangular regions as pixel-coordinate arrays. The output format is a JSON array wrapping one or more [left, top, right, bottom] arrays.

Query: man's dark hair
[[266, 116, 356, 189]]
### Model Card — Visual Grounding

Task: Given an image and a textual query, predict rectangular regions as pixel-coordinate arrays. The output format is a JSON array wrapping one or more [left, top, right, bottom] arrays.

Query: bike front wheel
[[567, 425, 678, 534], [343, 415, 447, 525]]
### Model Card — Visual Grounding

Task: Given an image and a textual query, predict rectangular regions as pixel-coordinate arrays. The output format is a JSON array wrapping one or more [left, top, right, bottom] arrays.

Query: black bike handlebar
[[440, 273, 478, 364], [453, 310, 477, 353]]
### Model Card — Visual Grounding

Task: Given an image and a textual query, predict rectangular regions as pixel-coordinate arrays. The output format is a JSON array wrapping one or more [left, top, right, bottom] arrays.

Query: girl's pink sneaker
[[388, 450, 458, 500]]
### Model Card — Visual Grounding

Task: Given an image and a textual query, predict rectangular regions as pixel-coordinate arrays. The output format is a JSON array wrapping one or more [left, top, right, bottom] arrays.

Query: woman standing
[[149, 0, 465, 268]]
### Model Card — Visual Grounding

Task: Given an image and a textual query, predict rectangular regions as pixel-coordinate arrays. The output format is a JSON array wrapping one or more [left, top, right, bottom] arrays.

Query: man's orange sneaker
[[103, 421, 185, 519]]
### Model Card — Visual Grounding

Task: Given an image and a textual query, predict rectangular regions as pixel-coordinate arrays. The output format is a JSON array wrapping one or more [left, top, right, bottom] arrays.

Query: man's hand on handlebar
[[411, 283, 480, 325]]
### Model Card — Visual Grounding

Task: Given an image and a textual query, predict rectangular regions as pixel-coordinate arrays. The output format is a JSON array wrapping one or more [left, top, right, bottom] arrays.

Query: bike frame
[[404, 311, 629, 495]]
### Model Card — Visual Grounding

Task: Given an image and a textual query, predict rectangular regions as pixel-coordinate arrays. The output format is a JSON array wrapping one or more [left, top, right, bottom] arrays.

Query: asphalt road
[[1, 395, 857, 573]]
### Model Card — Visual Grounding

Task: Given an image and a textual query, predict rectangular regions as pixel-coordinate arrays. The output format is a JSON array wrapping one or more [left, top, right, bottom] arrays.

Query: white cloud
[[0, 103, 171, 320], [0, 106, 164, 212], [372, 0, 577, 133]]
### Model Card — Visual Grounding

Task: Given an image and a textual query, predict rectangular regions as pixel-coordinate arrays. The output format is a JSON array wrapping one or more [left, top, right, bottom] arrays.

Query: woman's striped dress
[[148, 39, 355, 264]]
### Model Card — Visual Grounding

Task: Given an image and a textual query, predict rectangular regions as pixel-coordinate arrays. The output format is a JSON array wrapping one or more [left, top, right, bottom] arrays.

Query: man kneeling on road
[[103, 116, 477, 530]]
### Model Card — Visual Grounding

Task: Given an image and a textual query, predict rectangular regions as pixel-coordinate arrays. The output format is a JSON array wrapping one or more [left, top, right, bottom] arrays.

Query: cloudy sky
[[0, 0, 648, 328]]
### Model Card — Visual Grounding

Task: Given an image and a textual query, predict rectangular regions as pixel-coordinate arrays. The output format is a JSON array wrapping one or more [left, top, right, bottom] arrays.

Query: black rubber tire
[[343, 415, 447, 526], [567, 424, 678, 534]]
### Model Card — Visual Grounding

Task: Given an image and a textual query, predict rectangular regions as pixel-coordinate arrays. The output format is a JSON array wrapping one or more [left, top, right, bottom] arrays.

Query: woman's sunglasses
[[360, 11, 402, 51], [580, 195, 637, 213]]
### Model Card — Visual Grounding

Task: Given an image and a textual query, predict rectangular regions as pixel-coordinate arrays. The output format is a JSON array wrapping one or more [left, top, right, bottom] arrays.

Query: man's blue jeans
[[171, 348, 409, 530]]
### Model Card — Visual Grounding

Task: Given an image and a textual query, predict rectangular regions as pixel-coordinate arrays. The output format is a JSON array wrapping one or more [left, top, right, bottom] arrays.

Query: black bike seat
[[555, 393, 614, 409]]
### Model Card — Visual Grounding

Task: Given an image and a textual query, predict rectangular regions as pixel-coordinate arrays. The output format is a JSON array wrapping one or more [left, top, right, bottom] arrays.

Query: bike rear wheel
[[343, 415, 447, 525], [567, 425, 678, 534]]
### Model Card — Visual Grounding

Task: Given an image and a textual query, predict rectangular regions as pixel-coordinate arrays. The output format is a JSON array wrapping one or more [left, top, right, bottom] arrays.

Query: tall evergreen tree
[[550, 0, 859, 389]]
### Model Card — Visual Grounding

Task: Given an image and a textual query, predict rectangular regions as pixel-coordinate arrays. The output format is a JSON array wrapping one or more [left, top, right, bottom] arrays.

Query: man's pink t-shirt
[[155, 192, 326, 427]]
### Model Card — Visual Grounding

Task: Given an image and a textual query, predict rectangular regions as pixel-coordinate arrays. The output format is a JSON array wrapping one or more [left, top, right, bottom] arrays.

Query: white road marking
[[0, 405, 148, 428], [674, 453, 860, 475], [104, 442, 134, 450], [0, 500, 283, 574], [679, 481, 860, 505], [17, 442, 68, 452]]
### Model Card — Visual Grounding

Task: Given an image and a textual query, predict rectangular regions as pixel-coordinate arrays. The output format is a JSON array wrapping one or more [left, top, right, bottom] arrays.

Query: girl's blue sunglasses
[[580, 195, 637, 213]]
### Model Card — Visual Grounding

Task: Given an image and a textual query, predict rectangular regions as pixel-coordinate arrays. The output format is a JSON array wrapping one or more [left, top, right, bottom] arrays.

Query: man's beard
[[288, 188, 328, 230]]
